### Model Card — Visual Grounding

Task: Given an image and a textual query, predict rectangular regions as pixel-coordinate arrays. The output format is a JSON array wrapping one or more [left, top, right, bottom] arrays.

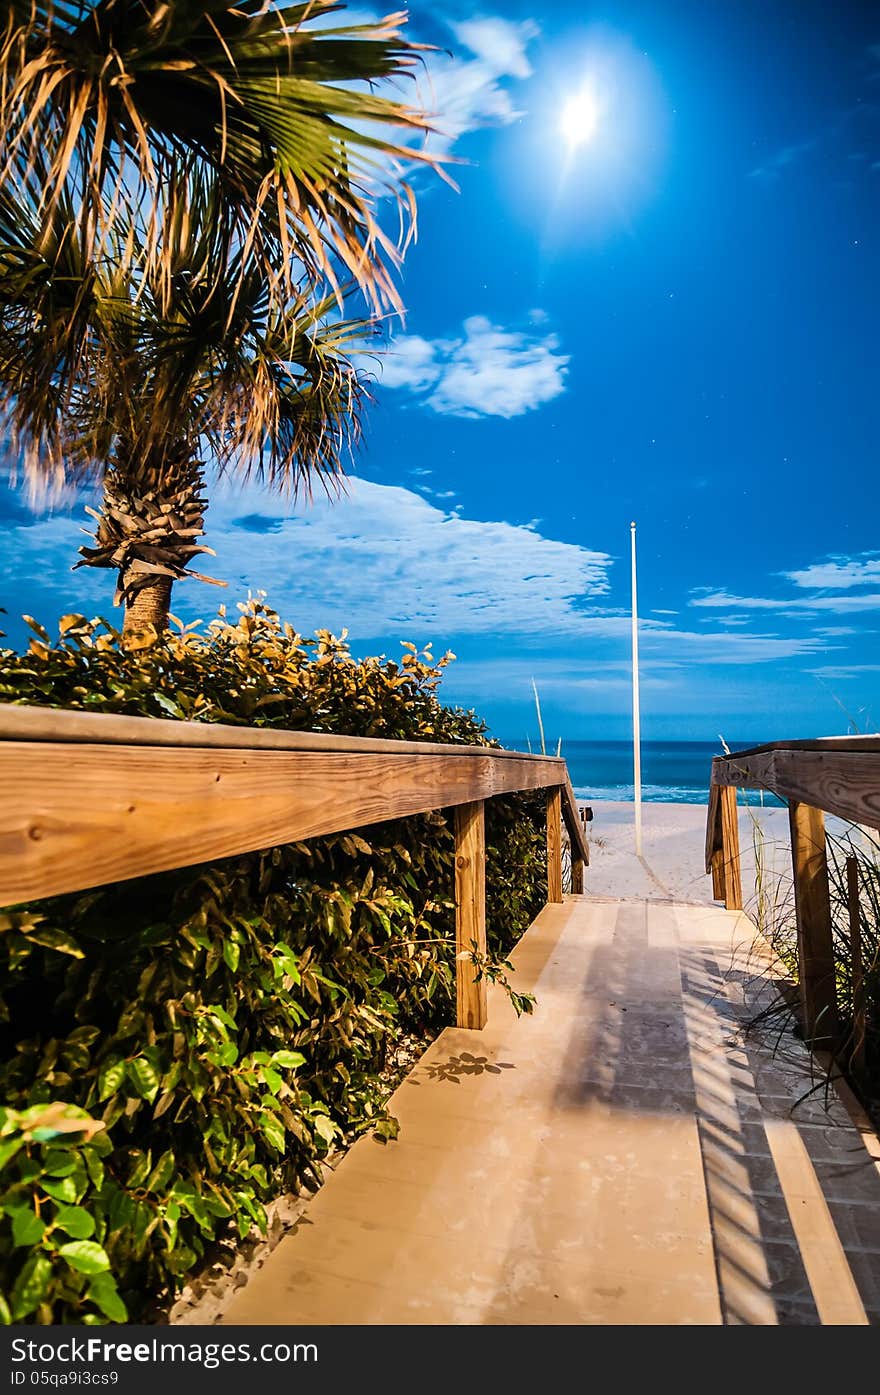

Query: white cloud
[[690, 588, 880, 614], [452, 17, 538, 80], [417, 17, 540, 144], [373, 315, 569, 418], [0, 480, 829, 678], [784, 553, 880, 589], [374, 336, 439, 392]]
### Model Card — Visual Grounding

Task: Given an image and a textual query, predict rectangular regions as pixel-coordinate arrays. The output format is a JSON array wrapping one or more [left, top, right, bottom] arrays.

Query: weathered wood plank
[[546, 787, 563, 904], [705, 782, 721, 876], [719, 785, 743, 911], [789, 802, 838, 1048], [570, 858, 584, 895], [716, 734, 880, 759], [713, 750, 880, 830], [453, 801, 487, 1030], [561, 775, 590, 866], [0, 743, 565, 907], [0, 703, 564, 765]]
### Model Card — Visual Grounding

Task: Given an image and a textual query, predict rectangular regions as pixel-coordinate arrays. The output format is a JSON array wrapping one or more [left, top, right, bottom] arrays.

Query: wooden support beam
[[846, 856, 867, 1080], [454, 801, 487, 1030], [570, 858, 584, 894], [546, 787, 563, 904], [719, 785, 743, 911], [789, 802, 838, 1048]]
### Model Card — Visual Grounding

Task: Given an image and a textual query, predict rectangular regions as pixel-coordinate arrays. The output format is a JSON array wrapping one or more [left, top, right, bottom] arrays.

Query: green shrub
[[0, 599, 546, 1322]]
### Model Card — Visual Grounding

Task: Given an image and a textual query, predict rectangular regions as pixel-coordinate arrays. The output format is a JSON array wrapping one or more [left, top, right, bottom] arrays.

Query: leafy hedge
[[0, 599, 546, 1323]]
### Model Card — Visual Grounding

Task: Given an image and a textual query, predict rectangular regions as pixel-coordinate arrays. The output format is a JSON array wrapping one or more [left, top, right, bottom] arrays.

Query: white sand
[[582, 800, 794, 908]]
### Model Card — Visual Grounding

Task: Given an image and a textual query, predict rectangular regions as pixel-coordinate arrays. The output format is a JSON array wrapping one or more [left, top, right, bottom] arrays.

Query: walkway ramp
[[223, 897, 880, 1326]]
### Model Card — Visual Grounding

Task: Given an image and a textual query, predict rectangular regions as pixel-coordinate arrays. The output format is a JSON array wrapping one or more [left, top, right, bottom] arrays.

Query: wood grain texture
[[546, 787, 563, 904], [561, 775, 590, 866], [570, 859, 584, 895], [454, 801, 487, 1030], [0, 742, 565, 907], [719, 785, 743, 911], [705, 782, 721, 876], [789, 803, 838, 1048], [712, 750, 880, 829], [0, 703, 565, 765]]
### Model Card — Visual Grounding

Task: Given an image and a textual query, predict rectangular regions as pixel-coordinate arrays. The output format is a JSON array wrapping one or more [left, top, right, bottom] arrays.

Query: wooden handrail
[[710, 746, 880, 829], [705, 737, 878, 1050], [0, 703, 592, 1029], [0, 703, 564, 761]]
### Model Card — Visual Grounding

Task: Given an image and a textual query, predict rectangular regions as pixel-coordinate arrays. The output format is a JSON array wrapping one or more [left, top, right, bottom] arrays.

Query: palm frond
[[0, 1, 444, 310]]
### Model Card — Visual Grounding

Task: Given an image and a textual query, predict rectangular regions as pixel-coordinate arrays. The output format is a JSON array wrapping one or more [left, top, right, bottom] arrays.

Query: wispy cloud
[[370, 315, 570, 418], [418, 16, 540, 145], [0, 478, 827, 679], [749, 139, 816, 181], [783, 552, 880, 589], [690, 588, 880, 614]]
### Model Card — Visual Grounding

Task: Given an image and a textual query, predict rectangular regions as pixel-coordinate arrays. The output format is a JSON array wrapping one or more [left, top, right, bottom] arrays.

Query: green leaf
[[41, 1175, 78, 1204], [259, 1066, 282, 1095], [10, 1253, 52, 1320], [259, 1113, 286, 1153], [270, 1050, 306, 1070], [273, 944, 301, 983], [145, 1150, 175, 1195], [127, 1057, 160, 1103], [54, 1205, 96, 1239], [222, 940, 240, 972], [21, 925, 84, 958], [0, 1138, 22, 1171], [373, 1116, 400, 1144], [83, 1149, 105, 1190], [313, 1114, 338, 1145], [97, 1058, 126, 1101], [86, 1273, 127, 1323], [9, 1206, 46, 1246], [58, 1241, 110, 1275], [42, 1150, 78, 1177], [0, 1293, 10, 1325], [153, 693, 183, 718]]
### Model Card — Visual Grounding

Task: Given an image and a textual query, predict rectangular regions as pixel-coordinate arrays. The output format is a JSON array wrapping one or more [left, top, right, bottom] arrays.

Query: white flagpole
[[631, 521, 643, 858]]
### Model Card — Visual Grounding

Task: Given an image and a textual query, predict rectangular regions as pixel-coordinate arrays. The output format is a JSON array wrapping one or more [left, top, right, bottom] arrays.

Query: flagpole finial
[[630, 520, 636, 529]]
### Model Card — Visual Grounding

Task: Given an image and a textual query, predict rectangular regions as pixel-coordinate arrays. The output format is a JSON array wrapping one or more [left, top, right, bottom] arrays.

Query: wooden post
[[571, 857, 584, 894], [546, 787, 563, 904], [711, 849, 725, 902], [789, 802, 838, 1048], [454, 800, 487, 1030], [846, 856, 866, 1079], [719, 785, 743, 910]]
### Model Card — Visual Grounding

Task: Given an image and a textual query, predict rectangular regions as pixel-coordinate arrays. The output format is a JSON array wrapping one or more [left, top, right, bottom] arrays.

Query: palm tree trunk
[[122, 576, 173, 639], [75, 445, 217, 639]]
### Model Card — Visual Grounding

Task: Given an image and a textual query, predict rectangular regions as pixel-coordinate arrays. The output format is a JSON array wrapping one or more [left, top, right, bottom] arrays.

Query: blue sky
[[1, 0, 879, 743]]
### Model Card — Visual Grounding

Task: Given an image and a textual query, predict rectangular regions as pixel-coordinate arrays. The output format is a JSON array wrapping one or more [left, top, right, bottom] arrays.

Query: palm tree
[[0, 161, 370, 634], [0, 1, 444, 635], [0, 2, 436, 313]]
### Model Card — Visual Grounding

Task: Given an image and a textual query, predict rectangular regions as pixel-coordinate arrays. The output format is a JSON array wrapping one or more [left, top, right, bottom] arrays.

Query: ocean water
[[503, 738, 783, 806]]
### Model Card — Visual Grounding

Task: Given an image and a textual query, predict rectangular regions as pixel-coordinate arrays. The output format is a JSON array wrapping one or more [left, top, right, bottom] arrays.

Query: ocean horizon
[[500, 738, 784, 806]]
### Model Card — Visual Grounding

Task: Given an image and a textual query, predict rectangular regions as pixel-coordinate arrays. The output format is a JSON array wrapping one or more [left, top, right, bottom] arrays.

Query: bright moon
[[561, 89, 599, 147]]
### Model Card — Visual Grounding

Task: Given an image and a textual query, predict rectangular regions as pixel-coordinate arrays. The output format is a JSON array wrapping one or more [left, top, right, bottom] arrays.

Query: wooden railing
[[0, 705, 589, 1032], [706, 735, 880, 1049]]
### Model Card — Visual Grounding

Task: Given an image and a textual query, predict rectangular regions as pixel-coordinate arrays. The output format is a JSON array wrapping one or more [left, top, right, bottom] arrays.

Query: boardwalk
[[223, 885, 880, 1326]]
